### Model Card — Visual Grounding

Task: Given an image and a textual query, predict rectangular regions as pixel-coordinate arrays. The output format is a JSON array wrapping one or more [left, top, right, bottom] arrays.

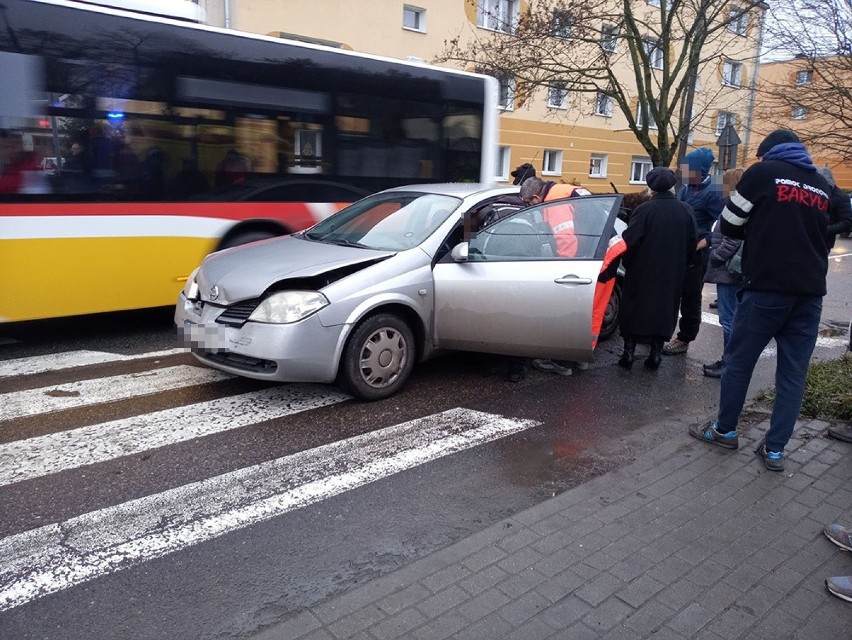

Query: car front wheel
[[339, 313, 416, 401]]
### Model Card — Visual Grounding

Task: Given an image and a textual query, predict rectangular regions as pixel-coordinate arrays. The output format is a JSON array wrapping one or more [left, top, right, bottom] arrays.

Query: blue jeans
[[718, 290, 822, 453], [716, 283, 739, 349]]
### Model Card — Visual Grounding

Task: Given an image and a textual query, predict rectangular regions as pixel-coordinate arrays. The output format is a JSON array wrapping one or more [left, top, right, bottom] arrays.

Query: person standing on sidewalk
[[663, 148, 724, 356], [701, 167, 745, 378], [688, 129, 841, 471], [617, 167, 697, 370]]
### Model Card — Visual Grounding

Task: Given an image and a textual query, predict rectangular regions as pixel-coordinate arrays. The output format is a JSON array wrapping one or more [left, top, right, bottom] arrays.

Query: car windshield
[[303, 192, 462, 250]]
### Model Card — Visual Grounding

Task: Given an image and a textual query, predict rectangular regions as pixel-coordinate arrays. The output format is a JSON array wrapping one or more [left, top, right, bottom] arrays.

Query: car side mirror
[[451, 242, 469, 262]]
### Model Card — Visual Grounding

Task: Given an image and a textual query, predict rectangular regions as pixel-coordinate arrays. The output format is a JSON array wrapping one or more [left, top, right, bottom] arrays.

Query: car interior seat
[[481, 217, 543, 258]]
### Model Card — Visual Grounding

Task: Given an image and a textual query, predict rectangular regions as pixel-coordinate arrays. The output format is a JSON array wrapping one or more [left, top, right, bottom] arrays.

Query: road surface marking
[[0, 408, 538, 612], [0, 349, 185, 379], [0, 385, 350, 487], [702, 312, 847, 350], [1, 365, 231, 421]]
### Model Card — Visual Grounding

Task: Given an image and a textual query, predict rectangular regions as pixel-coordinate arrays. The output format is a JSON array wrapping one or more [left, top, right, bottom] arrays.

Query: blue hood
[[761, 142, 816, 172]]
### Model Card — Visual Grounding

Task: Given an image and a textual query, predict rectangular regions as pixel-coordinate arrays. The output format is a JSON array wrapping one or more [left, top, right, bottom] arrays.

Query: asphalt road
[[0, 238, 849, 640]]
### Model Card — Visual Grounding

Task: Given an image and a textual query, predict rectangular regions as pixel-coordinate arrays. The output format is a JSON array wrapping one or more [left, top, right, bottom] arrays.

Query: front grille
[[197, 349, 277, 375], [215, 298, 261, 326]]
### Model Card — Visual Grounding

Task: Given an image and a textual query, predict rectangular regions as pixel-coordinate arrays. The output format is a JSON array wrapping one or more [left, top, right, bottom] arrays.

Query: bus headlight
[[182, 267, 200, 300], [248, 291, 329, 324]]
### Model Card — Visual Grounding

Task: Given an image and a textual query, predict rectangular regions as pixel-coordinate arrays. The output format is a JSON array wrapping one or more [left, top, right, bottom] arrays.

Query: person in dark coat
[[618, 167, 698, 370]]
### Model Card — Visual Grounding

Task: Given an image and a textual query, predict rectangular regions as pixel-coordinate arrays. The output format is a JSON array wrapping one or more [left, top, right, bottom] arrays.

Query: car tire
[[598, 280, 621, 343], [339, 313, 416, 401], [218, 229, 278, 250]]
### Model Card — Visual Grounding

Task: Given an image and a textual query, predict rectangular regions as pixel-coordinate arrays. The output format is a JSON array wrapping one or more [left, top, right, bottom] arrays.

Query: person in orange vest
[[520, 177, 593, 375], [519, 177, 592, 258]]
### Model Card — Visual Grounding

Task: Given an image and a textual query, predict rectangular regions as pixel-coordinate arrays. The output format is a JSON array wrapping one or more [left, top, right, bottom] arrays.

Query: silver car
[[175, 184, 624, 400]]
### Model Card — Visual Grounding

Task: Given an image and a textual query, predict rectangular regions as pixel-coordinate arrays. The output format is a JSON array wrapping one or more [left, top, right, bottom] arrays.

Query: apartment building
[[756, 57, 851, 190], [203, 0, 764, 192]]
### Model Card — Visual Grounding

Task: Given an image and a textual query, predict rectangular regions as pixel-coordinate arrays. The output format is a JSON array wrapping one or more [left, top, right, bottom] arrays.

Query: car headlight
[[248, 291, 329, 324], [182, 267, 200, 300]]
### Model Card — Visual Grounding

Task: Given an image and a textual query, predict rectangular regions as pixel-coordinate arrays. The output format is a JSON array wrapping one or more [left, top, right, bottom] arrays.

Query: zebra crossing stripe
[[701, 312, 847, 351], [1, 365, 231, 421], [0, 348, 185, 379], [0, 408, 538, 612], [0, 385, 350, 487]]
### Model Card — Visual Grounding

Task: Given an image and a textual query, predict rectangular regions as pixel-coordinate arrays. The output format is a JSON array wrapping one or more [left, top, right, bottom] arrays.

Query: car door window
[[469, 195, 620, 261]]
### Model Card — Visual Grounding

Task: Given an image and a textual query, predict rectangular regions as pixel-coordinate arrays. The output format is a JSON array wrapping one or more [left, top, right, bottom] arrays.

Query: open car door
[[432, 194, 623, 361]]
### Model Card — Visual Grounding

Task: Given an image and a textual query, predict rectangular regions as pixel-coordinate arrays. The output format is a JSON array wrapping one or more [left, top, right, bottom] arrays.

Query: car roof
[[380, 183, 519, 199]]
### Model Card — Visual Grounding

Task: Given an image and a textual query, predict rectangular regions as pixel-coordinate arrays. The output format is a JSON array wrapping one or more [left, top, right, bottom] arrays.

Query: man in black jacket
[[689, 129, 852, 471]]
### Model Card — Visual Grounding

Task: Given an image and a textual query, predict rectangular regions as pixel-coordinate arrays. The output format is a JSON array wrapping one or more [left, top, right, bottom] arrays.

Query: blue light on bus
[[106, 111, 125, 122]]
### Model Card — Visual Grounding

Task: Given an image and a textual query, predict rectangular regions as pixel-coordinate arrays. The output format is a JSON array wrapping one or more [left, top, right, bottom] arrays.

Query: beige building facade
[[206, 0, 764, 193]]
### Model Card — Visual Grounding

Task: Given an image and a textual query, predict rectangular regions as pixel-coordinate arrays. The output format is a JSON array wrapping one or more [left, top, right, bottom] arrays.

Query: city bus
[[0, 0, 498, 322]]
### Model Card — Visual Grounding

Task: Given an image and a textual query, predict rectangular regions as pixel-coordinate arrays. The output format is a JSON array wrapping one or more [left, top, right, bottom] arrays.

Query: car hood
[[197, 235, 395, 304]]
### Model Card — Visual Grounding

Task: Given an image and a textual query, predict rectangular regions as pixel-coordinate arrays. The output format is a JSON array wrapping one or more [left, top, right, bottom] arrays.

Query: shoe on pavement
[[689, 421, 739, 449], [532, 359, 573, 376], [824, 523, 852, 552], [754, 440, 784, 472], [702, 360, 724, 378], [662, 338, 689, 355], [825, 576, 852, 602], [826, 424, 852, 443]]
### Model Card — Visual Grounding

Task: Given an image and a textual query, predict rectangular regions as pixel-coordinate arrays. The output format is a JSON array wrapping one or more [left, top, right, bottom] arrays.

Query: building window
[[630, 157, 653, 183], [644, 39, 664, 69], [496, 75, 515, 111], [589, 154, 608, 178], [547, 82, 568, 109], [542, 149, 563, 175], [477, 0, 518, 34], [403, 6, 426, 32], [722, 60, 743, 87], [796, 69, 813, 85], [637, 101, 657, 129], [496, 146, 510, 179], [716, 111, 737, 136], [792, 105, 808, 120], [553, 10, 573, 38], [727, 6, 748, 35], [601, 24, 618, 52], [594, 92, 613, 116], [647, 0, 661, 6]]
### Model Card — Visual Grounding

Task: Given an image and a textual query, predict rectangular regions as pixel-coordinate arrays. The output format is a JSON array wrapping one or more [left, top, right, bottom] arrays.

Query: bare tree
[[437, 0, 764, 167], [758, 0, 852, 163]]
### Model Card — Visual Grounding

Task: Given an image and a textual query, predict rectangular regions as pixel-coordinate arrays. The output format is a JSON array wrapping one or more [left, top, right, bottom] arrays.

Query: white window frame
[[795, 69, 813, 85], [601, 24, 618, 53], [553, 9, 572, 38], [792, 105, 808, 120], [589, 154, 608, 178], [594, 91, 613, 116], [647, 0, 661, 6], [716, 111, 737, 136], [644, 39, 664, 69], [496, 76, 515, 111], [630, 156, 653, 184], [722, 60, 743, 87], [547, 82, 569, 109], [402, 5, 426, 32], [477, 0, 519, 35], [292, 128, 323, 174], [542, 149, 563, 176], [727, 6, 748, 35], [636, 101, 658, 129], [496, 146, 510, 180]]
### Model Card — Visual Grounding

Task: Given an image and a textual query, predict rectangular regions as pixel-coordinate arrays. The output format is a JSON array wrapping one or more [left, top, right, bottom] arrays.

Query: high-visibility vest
[[591, 236, 627, 348], [542, 185, 591, 257]]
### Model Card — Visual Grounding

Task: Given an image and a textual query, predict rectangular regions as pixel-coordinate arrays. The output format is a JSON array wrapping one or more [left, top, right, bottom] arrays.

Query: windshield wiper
[[326, 237, 369, 249]]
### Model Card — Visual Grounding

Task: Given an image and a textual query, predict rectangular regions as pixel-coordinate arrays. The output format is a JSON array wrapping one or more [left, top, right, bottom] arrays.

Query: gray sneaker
[[825, 576, 852, 602], [824, 523, 852, 552], [532, 359, 573, 376], [755, 441, 784, 472], [663, 338, 689, 355], [688, 421, 738, 449]]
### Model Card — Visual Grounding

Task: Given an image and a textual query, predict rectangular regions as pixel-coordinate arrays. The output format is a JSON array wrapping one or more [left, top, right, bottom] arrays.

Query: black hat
[[756, 129, 800, 158], [510, 163, 536, 185], [646, 166, 677, 192]]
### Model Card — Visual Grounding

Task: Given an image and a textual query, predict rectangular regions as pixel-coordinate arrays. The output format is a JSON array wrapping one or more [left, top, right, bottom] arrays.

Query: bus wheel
[[218, 229, 279, 250], [339, 313, 415, 401]]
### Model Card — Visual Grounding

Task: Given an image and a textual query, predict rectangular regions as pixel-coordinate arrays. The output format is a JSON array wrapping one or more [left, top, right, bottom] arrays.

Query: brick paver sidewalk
[[256, 418, 852, 640]]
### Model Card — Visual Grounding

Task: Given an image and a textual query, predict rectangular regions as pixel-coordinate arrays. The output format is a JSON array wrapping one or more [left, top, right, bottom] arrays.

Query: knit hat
[[510, 163, 536, 185], [756, 129, 800, 158], [683, 148, 714, 178], [646, 167, 677, 192]]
